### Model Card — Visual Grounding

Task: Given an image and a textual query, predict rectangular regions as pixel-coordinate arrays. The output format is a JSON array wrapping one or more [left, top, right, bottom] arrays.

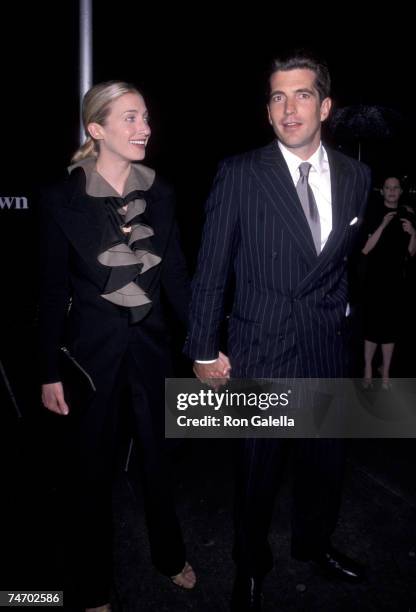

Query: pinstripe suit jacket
[[185, 140, 371, 378]]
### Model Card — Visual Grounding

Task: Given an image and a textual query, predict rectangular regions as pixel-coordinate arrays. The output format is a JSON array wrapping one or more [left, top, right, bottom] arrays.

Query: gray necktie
[[296, 162, 321, 254]]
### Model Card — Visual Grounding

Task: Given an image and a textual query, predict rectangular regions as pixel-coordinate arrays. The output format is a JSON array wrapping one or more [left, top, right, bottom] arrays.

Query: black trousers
[[232, 438, 346, 577], [61, 342, 185, 608]]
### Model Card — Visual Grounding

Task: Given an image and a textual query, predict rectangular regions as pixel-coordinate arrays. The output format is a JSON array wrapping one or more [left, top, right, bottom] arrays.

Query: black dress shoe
[[311, 546, 365, 583], [230, 574, 263, 611]]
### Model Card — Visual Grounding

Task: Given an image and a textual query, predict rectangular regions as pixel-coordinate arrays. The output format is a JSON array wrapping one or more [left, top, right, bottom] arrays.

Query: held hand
[[193, 351, 231, 390], [380, 211, 396, 228], [41, 382, 69, 415], [401, 218, 416, 236], [217, 351, 232, 376]]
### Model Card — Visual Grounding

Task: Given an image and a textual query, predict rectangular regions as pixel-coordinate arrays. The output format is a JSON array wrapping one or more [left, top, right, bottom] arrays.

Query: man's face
[[382, 177, 402, 207], [267, 68, 331, 160]]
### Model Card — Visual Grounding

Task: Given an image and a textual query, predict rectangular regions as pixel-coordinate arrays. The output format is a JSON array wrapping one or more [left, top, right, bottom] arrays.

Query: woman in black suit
[[39, 81, 195, 611]]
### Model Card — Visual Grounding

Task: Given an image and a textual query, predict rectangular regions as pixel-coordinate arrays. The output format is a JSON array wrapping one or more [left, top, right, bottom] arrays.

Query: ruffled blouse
[[68, 157, 161, 323]]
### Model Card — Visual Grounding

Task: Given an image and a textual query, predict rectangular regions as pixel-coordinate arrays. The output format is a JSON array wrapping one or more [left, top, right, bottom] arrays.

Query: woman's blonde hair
[[71, 80, 141, 162]]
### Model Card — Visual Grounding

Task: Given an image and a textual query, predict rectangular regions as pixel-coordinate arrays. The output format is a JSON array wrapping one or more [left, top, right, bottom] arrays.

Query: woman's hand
[[401, 218, 416, 236], [380, 210, 397, 229], [401, 218, 416, 256], [362, 210, 398, 255], [41, 382, 69, 415]]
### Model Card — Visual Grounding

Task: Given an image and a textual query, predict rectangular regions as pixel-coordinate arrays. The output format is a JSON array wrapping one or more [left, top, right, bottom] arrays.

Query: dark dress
[[362, 202, 410, 343], [38, 159, 190, 607]]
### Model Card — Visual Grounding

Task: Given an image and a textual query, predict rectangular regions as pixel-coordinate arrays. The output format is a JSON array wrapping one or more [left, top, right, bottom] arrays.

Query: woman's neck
[[95, 157, 131, 196]]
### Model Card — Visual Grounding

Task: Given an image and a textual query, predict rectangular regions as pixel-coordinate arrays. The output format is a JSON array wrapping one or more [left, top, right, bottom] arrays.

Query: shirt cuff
[[195, 358, 218, 364]]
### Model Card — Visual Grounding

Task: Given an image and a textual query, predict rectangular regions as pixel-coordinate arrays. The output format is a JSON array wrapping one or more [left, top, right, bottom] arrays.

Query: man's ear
[[320, 97, 332, 122], [267, 105, 273, 125], [87, 122, 104, 140]]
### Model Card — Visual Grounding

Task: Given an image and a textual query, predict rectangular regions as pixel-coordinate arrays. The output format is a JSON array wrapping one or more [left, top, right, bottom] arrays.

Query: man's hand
[[41, 382, 69, 415], [193, 351, 231, 389]]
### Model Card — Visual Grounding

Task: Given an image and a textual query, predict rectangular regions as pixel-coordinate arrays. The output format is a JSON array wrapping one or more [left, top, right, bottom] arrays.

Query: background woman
[[361, 176, 416, 388]]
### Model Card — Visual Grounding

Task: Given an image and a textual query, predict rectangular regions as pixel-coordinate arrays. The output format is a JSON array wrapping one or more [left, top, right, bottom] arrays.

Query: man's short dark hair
[[268, 50, 331, 102]]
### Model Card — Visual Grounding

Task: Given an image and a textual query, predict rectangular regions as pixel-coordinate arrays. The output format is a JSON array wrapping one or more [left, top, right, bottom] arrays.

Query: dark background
[[2, 4, 415, 285]]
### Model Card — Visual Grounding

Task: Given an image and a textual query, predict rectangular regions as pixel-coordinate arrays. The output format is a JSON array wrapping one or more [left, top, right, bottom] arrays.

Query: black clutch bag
[[59, 346, 96, 414]]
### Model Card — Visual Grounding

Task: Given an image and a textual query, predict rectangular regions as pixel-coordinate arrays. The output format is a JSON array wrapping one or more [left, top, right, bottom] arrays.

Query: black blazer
[[185, 141, 371, 378], [38, 167, 190, 389]]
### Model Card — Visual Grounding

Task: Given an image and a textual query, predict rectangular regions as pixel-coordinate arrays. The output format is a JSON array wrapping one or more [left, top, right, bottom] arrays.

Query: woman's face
[[89, 92, 151, 163], [382, 177, 402, 207]]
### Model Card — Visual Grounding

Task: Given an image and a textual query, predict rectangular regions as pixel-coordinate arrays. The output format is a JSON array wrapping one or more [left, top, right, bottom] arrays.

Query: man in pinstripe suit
[[185, 51, 370, 611]]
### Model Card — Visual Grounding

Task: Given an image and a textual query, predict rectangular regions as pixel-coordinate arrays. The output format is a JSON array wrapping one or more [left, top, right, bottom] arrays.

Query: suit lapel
[[64, 168, 106, 227], [53, 170, 110, 287], [312, 149, 353, 263], [296, 148, 356, 291], [251, 141, 318, 268]]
